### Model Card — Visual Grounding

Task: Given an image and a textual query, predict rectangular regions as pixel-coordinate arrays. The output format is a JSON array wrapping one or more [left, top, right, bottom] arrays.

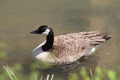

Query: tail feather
[[101, 33, 112, 40], [90, 33, 111, 45]]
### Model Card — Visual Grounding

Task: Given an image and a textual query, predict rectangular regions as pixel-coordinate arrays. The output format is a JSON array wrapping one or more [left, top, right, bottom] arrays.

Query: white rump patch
[[43, 29, 50, 35], [85, 45, 99, 56]]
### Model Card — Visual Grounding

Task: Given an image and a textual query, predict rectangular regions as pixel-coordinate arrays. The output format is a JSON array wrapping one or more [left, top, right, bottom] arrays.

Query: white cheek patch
[[43, 29, 50, 35]]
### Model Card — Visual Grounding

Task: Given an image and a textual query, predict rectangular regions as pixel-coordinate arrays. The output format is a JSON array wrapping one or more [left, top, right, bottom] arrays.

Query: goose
[[31, 25, 111, 65]]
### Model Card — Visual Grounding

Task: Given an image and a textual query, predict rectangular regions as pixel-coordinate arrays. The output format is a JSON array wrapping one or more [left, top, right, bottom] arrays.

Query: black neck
[[41, 28, 54, 51]]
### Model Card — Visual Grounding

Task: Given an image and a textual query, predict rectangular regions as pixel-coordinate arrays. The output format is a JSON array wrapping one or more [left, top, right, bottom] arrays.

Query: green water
[[0, 0, 120, 79]]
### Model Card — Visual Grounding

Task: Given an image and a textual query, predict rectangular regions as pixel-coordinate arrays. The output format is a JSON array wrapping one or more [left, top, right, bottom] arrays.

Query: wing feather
[[49, 31, 110, 64]]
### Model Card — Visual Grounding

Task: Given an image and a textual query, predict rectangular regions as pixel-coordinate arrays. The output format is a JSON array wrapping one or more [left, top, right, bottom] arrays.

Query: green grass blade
[[107, 70, 118, 80], [51, 74, 54, 80], [3, 66, 17, 80], [46, 74, 50, 80]]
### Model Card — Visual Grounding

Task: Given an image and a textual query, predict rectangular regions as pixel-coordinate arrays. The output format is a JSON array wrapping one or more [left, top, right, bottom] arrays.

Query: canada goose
[[31, 25, 111, 65]]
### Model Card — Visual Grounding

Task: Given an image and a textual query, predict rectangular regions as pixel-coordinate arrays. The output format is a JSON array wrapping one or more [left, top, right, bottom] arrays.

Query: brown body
[[49, 31, 111, 64]]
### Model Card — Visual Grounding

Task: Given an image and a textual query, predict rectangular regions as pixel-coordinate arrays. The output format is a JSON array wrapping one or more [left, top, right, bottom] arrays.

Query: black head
[[31, 25, 49, 34]]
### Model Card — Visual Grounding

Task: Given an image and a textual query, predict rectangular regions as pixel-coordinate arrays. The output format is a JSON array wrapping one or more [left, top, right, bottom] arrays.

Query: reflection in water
[[0, 0, 120, 79], [22, 55, 98, 80]]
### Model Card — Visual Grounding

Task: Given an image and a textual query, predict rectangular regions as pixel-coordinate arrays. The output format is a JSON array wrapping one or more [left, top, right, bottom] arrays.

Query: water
[[0, 0, 120, 79]]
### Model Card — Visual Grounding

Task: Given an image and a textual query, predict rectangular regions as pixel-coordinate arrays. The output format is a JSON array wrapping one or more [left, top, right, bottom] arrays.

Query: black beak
[[30, 30, 37, 34]]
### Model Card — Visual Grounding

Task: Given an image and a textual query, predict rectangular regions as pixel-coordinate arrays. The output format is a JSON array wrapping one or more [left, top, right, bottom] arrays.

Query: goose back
[[50, 31, 109, 64]]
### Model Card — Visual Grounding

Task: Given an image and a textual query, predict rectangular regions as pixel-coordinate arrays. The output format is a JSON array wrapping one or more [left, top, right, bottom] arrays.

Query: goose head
[[31, 25, 51, 35], [31, 25, 54, 51]]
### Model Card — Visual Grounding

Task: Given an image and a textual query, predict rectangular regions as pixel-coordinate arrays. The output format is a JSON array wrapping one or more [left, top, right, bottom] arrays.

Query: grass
[[3, 66, 17, 80], [1, 64, 120, 80], [2, 65, 54, 80], [70, 67, 120, 80]]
